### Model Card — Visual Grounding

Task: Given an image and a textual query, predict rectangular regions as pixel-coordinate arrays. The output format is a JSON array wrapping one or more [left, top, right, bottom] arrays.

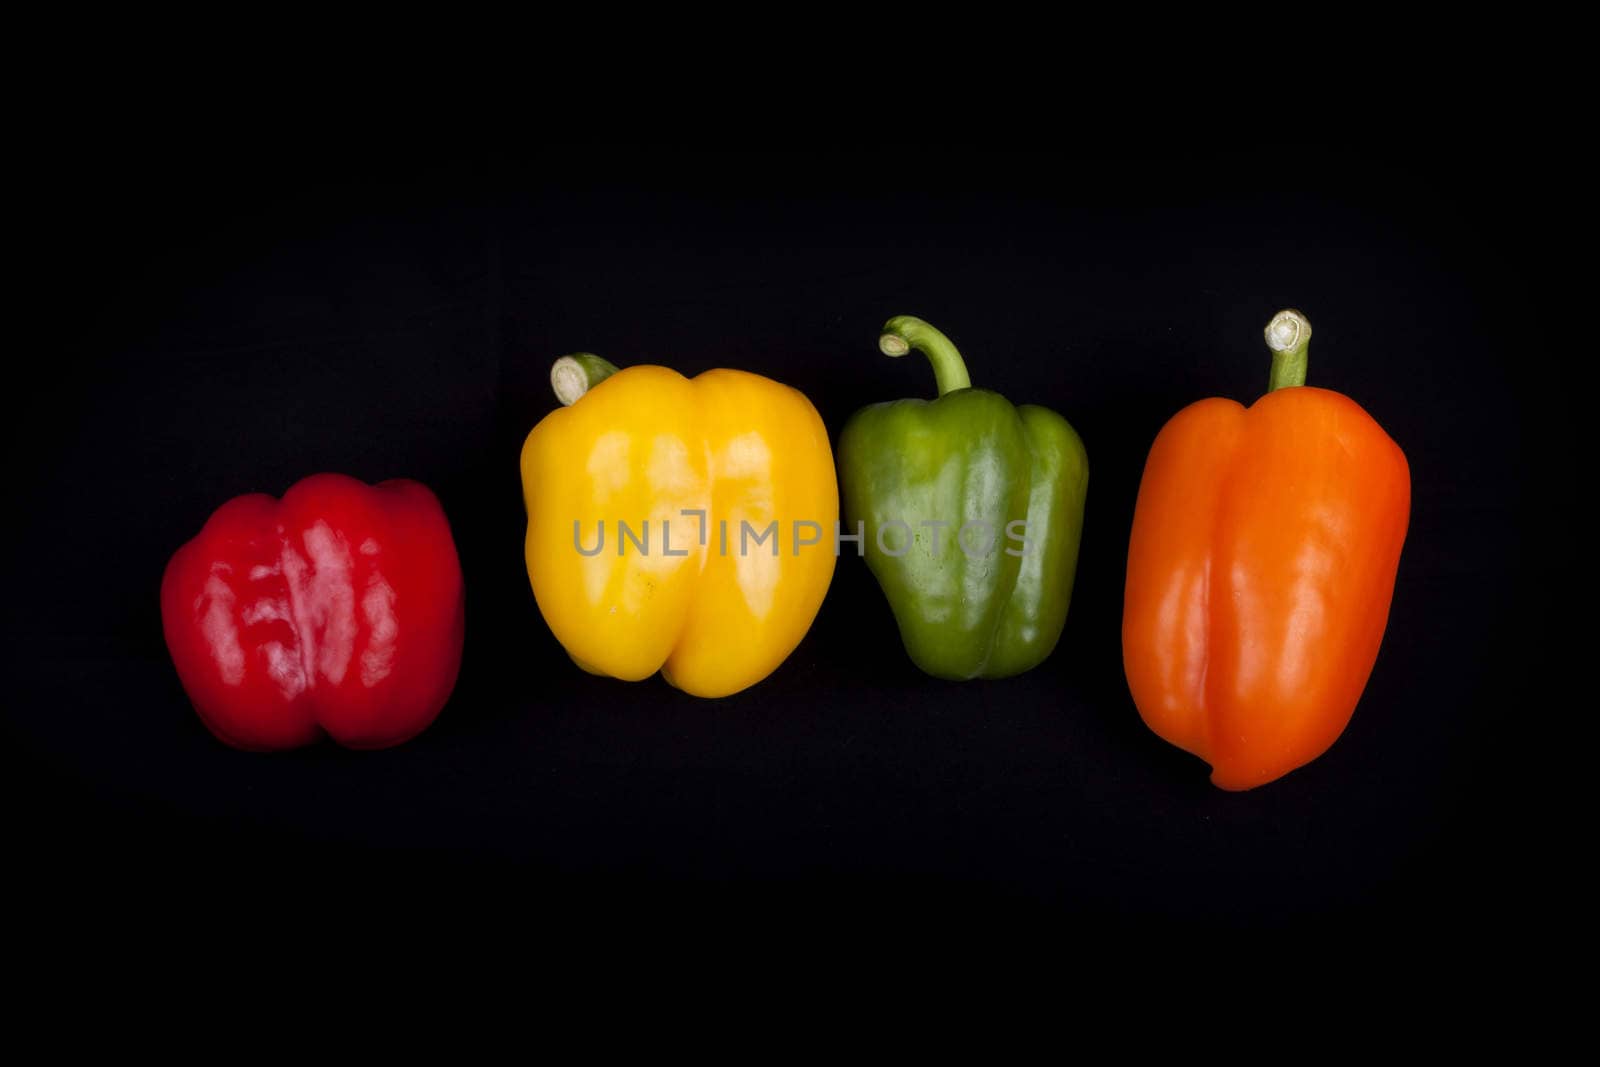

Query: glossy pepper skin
[[1123, 311, 1410, 790], [520, 353, 838, 698], [838, 316, 1088, 679], [161, 473, 465, 750]]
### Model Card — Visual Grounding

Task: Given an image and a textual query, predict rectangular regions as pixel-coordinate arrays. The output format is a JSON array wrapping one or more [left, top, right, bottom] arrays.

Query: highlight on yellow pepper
[[520, 353, 839, 698]]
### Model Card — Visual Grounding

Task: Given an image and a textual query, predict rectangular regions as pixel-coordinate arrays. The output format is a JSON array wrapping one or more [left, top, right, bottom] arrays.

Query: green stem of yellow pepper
[[551, 353, 620, 406]]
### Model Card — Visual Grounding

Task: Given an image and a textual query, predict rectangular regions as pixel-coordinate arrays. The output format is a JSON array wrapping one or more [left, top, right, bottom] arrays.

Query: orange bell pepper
[[1122, 310, 1410, 790]]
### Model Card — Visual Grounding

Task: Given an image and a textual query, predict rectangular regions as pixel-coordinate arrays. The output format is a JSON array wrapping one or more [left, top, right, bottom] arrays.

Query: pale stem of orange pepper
[[1265, 309, 1312, 392]]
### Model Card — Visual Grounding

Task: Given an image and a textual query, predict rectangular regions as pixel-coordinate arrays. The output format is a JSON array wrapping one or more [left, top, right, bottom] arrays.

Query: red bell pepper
[[160, 473, 465, 750]]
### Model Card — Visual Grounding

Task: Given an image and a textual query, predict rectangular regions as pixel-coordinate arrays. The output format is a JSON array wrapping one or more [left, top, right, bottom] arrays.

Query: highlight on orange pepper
[[520, 353, 838, 699], [1122, 310, 1410, 790]]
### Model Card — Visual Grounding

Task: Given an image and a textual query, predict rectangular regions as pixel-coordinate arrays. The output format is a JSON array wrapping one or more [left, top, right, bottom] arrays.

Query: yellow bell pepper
[[520, 353, 839, 698]]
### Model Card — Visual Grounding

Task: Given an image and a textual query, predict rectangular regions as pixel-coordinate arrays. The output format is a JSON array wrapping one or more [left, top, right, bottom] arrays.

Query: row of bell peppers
[[161, 311, 1409, 790]]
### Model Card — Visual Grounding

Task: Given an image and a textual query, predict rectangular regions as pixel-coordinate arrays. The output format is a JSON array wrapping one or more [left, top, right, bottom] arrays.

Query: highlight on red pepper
[[1122, 310, 1410, 790], [160, 473, 465, 751]]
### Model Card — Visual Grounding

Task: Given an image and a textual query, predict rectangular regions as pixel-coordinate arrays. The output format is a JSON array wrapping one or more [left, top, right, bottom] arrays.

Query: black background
[[7, 140, 1565, 958]]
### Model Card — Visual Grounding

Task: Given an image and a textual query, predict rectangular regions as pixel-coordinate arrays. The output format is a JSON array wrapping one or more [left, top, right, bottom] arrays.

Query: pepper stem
[[880, 315, 973, 397], [551, 353, 620, 406], [1264, 309, 1311, 391]]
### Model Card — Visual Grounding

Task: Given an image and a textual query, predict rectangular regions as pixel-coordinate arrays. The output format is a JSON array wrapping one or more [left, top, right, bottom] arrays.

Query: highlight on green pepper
[[838, 315, 1088, 680]]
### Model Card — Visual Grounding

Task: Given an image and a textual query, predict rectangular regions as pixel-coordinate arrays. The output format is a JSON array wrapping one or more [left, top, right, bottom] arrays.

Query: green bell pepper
[[838, 315, 1088, 680]]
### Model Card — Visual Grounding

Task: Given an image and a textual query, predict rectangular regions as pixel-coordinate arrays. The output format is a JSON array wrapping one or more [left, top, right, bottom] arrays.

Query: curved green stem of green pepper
[[880, 315, 973, 397], [1264, 309, 1311, 392], [551, 353, 620, 406]]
